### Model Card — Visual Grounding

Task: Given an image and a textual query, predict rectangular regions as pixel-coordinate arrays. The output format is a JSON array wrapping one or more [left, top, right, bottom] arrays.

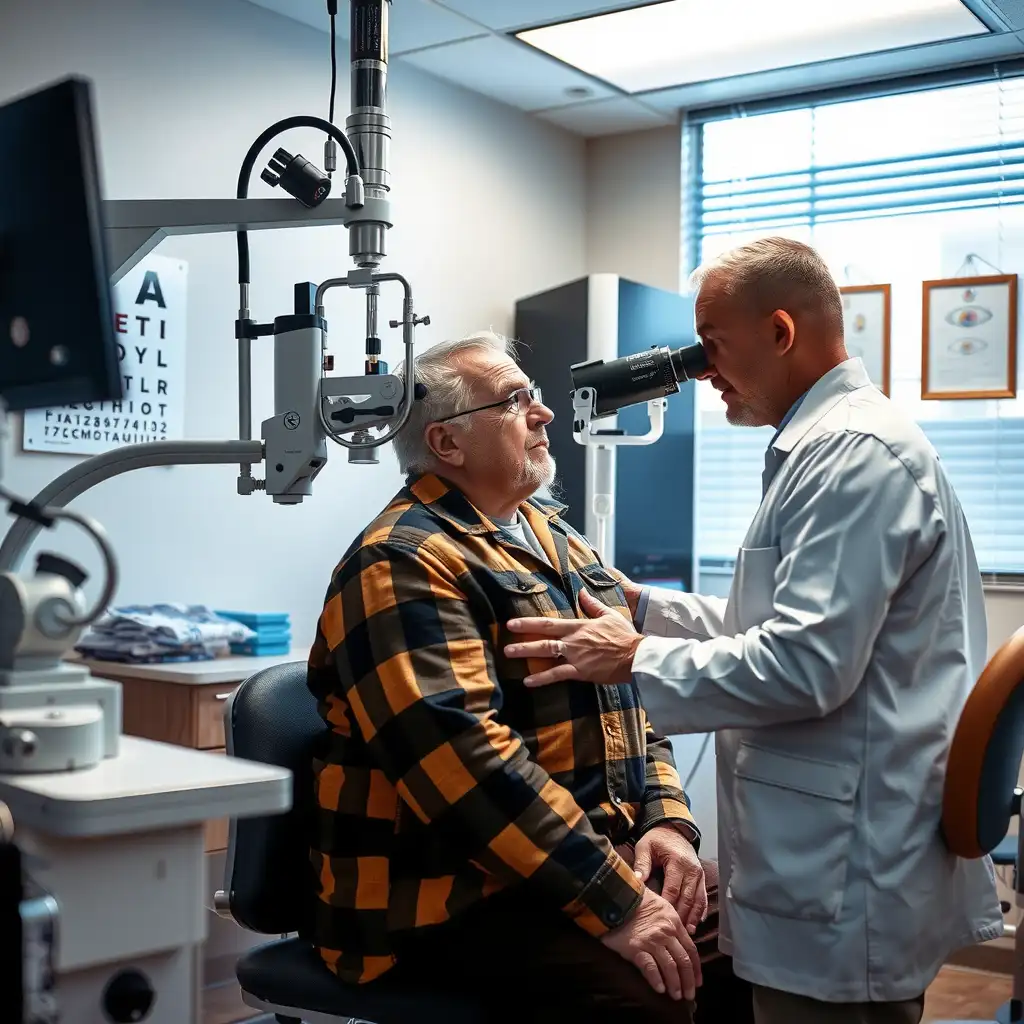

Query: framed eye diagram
[[922, 274, 1018, 400], [839, 284, 891, 395]]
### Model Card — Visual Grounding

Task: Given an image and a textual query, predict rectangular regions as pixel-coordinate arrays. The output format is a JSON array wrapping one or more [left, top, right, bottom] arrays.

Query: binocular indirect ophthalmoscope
[[569, 342, 710, 420]]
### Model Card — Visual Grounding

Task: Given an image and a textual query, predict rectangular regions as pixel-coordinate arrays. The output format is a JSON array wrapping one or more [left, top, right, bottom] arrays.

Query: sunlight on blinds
[[693, 73, 1024, 574]]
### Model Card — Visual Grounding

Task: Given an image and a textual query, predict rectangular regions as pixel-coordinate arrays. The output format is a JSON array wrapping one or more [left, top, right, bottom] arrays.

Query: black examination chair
[[215, 660, 485, 1024]]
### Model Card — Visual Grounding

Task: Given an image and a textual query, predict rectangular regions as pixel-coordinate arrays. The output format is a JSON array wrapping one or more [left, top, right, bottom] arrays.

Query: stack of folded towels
[[75, 604, 257, 663], [216, 610, 292, 657]]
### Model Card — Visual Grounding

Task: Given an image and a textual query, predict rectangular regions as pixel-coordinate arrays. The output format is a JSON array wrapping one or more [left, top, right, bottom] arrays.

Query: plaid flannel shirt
[[306, 473, 699, 984]]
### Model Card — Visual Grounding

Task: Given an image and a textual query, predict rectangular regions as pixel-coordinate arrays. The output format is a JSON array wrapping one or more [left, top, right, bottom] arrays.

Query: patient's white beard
[[525, 451, 556, 494]]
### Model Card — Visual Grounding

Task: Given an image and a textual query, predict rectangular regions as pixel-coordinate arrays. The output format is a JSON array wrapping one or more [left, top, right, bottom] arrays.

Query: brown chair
[[941, 627, 1024, 1024]]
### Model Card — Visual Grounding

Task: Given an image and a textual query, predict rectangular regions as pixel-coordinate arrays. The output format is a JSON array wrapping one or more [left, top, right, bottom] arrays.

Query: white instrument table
[[0, 734, 290, 837], [74, 648, 309, 855], [1, 734, 291, 1023]]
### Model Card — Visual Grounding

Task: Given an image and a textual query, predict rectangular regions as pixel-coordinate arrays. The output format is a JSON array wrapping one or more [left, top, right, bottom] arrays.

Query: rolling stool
[[214, 661, 486, 1024], [940, 627, 1024, 1024]]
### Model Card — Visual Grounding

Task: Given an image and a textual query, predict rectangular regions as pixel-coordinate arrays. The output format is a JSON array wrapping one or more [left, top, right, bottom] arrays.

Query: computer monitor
[[0, 76, 121, 412]]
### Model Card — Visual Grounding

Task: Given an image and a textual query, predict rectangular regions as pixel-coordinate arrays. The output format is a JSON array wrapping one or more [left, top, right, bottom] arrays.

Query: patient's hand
[[617, 844, 661, 897], [601, 887, 700, 1002], [634, 826, 707, 937]]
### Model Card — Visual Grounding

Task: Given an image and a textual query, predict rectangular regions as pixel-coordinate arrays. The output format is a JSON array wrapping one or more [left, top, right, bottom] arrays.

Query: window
[[689, 70, 1024, 579]]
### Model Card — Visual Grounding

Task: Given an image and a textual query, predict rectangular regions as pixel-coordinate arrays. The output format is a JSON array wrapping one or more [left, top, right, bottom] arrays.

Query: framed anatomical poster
[[922, 274, 1017, 400], [840, 284, 890, 396]]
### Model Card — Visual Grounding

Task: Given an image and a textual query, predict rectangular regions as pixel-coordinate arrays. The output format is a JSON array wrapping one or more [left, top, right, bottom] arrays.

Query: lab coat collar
[[406, 473, 566, 536], [770, 358, 873, 455]]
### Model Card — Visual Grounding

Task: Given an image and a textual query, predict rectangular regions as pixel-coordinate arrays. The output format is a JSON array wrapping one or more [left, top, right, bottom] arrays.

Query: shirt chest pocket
[[493, 574, 557, 686], [576, 564, 627, 612], [494, 572, 553, 622]]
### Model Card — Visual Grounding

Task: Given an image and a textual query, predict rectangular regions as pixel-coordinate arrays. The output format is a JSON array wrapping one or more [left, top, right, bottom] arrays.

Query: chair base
[[236, 936, 486, 1024]]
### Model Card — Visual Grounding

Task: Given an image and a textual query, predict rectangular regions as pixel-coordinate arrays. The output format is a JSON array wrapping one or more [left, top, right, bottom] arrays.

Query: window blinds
[[699, 75, 1024, 237], [692, 70, 1024, 575]]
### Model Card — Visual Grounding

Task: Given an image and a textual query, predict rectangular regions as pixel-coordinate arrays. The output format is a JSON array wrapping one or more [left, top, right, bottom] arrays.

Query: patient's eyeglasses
[[436, 386, 543, 423]]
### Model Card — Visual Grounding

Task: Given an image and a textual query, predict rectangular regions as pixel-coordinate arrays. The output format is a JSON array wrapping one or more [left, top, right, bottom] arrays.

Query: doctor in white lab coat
[[505, 236, 1003, 1024]]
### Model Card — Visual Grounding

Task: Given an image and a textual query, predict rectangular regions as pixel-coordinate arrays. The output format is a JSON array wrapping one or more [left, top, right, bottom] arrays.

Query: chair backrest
[[222, 660, 323, 934], [943, 627, 1024, 858]]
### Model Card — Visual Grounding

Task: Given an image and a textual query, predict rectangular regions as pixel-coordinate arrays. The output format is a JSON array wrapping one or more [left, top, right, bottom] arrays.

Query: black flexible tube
[[235, 115, 361, 286], [329, 15, 338, 127]]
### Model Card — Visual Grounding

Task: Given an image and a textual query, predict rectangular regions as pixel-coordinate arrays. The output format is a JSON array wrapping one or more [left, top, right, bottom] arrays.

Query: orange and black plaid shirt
[[306, 473, 698, 984]]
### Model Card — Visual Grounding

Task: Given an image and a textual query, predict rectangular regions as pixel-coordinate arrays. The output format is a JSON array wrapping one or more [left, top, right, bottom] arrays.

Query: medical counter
[[78, 649, 309, 854]]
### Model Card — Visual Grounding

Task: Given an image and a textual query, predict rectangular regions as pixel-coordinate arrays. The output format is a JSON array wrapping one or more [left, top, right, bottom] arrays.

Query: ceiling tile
[[431, 1, 657, 33], [389, 0, 487, 53], [398, 35, 617, 111], [975, 0, 1024, 31], [641, 30, 1024, 112], [538, 97, 673, 136], [241, 0, 336, 35], [242, 0, 484, 53]]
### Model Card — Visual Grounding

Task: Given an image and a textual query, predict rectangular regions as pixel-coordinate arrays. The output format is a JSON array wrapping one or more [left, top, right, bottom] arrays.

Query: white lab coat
[[633, 359, 1003, 1002]]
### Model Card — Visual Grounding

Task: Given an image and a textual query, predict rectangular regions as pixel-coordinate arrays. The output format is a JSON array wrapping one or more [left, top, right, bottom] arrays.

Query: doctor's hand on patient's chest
[[505, 590, 641, 686]]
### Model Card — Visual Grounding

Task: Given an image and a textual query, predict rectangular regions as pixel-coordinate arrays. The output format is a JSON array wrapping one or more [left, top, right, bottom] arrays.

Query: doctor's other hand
[[601, 886, 700, 1002], [634, 826, 708, 936], [505, 590, 641, 686]]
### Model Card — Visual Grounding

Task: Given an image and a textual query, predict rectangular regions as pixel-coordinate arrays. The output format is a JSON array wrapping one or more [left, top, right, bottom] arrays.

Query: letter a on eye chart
[[22, 254, 188, 456]]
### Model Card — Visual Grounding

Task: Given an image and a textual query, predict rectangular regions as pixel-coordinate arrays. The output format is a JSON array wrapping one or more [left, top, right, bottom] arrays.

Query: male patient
[[306, 331, 751, 1024]]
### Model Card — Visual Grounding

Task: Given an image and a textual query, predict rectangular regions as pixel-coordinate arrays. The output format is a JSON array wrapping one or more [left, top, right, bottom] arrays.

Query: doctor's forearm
[[639, 587, 728, 640], [631, 630, 858, 734]]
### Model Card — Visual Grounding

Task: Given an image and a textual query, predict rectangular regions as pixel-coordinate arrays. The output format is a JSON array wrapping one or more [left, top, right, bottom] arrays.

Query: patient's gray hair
[[689, 236, 844, 335], [392, 329, 518, 474]]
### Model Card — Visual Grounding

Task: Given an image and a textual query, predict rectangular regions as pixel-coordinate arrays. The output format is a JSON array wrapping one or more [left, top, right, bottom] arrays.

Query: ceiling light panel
[[516, 0, 988, 94]]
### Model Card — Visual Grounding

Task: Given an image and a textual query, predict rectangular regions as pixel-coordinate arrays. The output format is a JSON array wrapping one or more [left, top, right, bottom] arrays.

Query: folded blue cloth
[[230, 640, 293, 657], [240, 627, 291, 645], [217, 610, 291, 630]]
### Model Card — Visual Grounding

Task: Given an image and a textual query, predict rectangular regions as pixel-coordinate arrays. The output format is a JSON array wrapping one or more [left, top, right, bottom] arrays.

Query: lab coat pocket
[[732, 545, 780, 631], [728, 742, 860, 923]]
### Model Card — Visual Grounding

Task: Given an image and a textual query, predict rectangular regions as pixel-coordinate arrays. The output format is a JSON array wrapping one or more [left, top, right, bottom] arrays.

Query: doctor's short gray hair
[[689, 236, 844, 333], [392, 329, 518, 475]]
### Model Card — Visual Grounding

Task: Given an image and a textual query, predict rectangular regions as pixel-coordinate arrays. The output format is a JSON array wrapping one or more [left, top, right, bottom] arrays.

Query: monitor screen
[[0, 77, 121, 411]]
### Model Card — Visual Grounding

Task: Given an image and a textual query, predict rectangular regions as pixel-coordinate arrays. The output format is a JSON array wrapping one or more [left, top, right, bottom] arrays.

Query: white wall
[[585, 126, 683, 294], [0, 0, 588, 645], [987, 590, 1024, 654]]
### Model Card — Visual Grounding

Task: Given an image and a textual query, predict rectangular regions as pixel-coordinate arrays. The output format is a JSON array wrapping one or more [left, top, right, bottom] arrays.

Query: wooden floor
[[202, 981, 258, 1024], [203, 965, 1014, 1023], [922, 967, 1012, 1022]]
